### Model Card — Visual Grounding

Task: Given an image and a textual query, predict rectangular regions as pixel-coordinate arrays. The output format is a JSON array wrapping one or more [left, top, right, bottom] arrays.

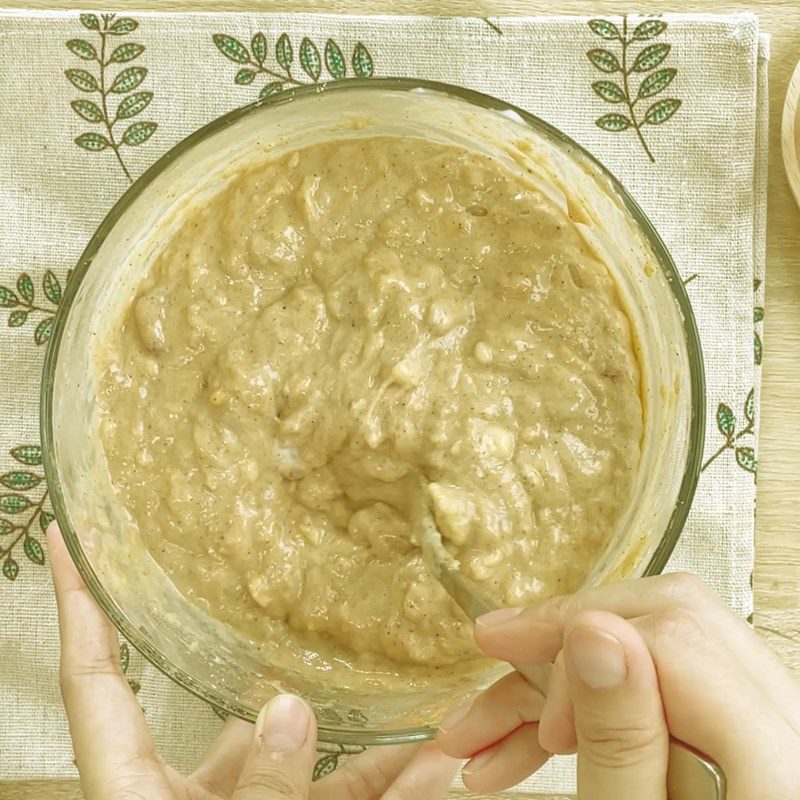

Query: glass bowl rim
[[40, 76, 706, 746]]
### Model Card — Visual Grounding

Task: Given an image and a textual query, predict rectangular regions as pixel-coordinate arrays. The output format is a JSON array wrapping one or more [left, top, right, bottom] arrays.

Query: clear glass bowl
[[40, 78, 705, 745]]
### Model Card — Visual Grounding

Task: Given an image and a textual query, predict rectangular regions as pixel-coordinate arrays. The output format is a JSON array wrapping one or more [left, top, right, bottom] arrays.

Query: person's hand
[[47, 523, 458, 800], [437, 573, 800, 798]]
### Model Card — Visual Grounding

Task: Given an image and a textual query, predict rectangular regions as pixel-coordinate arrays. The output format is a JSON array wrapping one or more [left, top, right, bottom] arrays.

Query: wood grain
[[1, 1, 799, 798]]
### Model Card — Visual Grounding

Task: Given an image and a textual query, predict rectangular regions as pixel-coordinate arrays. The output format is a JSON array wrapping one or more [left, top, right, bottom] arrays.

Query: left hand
[[47, 522, 458, 800]]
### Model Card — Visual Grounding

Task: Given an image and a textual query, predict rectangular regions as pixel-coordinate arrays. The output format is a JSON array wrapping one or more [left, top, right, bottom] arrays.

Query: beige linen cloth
[[0, 10, 768, 795]]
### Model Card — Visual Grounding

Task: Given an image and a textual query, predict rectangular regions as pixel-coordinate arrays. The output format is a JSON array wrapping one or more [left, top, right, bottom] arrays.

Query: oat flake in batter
[[98, 135, 642, 675]]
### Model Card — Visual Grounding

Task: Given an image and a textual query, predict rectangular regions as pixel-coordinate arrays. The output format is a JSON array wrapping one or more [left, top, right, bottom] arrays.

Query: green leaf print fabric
[[0, 10, 768, 795]]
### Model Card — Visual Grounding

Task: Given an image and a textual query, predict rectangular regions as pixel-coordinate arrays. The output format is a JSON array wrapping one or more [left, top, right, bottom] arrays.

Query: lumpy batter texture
[[98, 136, 642, 674]]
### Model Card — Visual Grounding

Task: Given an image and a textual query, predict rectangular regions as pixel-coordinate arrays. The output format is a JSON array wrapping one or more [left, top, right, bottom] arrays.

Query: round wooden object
[[782, 58, 800, 209]]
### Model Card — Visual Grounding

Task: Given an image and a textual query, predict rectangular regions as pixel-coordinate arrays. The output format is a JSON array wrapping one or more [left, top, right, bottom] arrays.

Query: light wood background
[[1, 1, 799, 798]]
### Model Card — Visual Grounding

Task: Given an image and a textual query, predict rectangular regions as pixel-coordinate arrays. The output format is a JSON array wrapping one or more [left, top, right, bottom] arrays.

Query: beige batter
[[98, 135, 642, 677]]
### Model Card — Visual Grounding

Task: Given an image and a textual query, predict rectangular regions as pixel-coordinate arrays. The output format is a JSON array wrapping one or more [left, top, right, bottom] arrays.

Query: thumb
[[232, 694, 317, 800], [565, 611, 668, 800]]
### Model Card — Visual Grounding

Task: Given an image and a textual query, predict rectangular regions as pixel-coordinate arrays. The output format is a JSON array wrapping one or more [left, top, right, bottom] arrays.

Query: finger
[[538, 652, 577, 755], [524, 574, 715, 623], [191, 716, 254, 796], [48, 521, 121, 673], [461, 723, 549, 794], [47, 523, 171, 799], [311, 744, 420, 800], [565, 611, 668, 800], [631, 609, 800, 795], [473, 575, 705, 664], [474, 574, 800, 723], [382, 742, 459, 800], [474, 607, 562, 664], [233, 694, 317, 800], [537, 608, 800, 789], [475, 573, 800, 718], [437, 671, 545, 760]]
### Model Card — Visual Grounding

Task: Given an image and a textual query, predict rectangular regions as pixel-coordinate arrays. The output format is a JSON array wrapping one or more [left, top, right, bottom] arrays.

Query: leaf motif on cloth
[[632, 43, 671, 72], [587, 48, 621, 73], [213, 31, 376, 97], [588, 19, 620, 40], [351, 42, 374, 78], [716, 403, 735, 439], [65, 13, 157, 183], [744, 388, 755, 424], [119, 642, 142, 695], [644, 97, 682, 124], [1, 472, 42, 491], [311, 740, 367, 781], [23, 536, 44, 565], [0, 270, 69, 346], [251, 32, 268, 64], [0, 444, 52, 581], [276, 33, 293, 70], [586, 15, 682, 162], [632, 19, 667, 40], [753, 279, 764, 366], [699, 277, 764, 477], [299, 37, 322, 80], [313, 755, 339, 781], [702, 390, 758, 478], [592, 80, 626, 103], [596, 113, 632, 131], [735, 446, 757, 474], [638, 68, 677, 99], [324, 39, 346, 79], [122, 121, 158, 146]]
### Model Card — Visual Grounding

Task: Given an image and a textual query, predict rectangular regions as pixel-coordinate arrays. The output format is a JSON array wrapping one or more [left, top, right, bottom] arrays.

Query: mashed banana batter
[[98, 136, 642, 674]]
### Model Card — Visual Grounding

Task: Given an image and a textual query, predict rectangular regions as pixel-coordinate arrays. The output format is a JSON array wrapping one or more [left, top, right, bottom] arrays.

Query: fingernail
[[462, 747, 497, 776], [439, 700, 472, 734], [256, 694, 311, 751], [567, 627, 627, 689], [475, 607, 523, 628]]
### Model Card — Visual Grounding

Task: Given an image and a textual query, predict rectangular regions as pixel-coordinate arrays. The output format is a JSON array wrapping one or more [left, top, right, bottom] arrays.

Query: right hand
[[437, 573, 800, 798]]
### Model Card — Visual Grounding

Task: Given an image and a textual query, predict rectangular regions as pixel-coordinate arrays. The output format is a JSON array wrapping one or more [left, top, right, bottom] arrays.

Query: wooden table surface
[[2, 1, 799, 798]]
